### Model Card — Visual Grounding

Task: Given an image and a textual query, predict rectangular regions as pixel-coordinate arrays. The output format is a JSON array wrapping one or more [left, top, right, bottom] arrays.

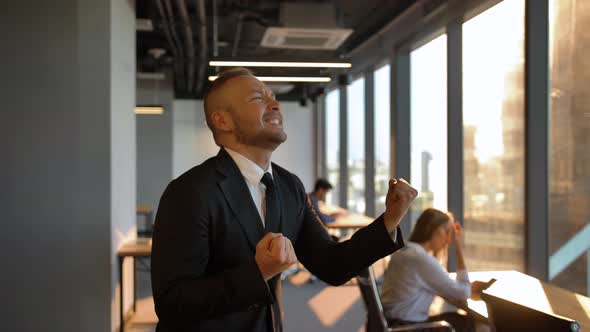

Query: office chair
[[356, 267, 455, 332]]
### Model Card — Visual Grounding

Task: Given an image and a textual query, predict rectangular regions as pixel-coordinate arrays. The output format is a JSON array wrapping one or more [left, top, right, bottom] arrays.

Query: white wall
[[110, 0, 136, 330], [136, 74, 174, 211], [173, 99, 219, 178], [272, 102, 315, 191], [172, 100, 315, 191]]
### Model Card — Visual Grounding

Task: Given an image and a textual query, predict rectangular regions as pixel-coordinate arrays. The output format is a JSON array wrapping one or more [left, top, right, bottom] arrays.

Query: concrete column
[[0, 1, 136, 331]]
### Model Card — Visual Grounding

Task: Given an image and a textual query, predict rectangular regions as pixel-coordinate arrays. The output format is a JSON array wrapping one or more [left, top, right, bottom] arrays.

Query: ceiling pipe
[[164, 0, 186, 89], [176, 0, 196, 91], [231, 13, 245, 58], [155, 0, 183, 89], [194, 0, 208, 94], [212, 0, 219, 59]]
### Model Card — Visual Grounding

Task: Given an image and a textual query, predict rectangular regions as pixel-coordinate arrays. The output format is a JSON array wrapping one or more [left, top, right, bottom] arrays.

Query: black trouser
[[388, 312, 476, 332]]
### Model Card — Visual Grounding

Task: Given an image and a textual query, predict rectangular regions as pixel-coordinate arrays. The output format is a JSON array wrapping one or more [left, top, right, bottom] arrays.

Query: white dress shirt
[[225, 147, 398, 241], [380, 241, 471, 322], [225, 148, 272, 227]]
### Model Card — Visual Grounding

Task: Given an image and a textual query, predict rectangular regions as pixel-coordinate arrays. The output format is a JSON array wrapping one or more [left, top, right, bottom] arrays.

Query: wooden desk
[[117, 238, 152, 332], [318, 202, 373, 233], [429, 295, 489, 323], [326, 213, 373, 231], [482, 270, 589, 331], [430, 271, 590, 331]]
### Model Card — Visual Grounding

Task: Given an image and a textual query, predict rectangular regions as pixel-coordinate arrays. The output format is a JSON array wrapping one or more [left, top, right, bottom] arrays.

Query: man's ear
[[211, 110, 233, 132]]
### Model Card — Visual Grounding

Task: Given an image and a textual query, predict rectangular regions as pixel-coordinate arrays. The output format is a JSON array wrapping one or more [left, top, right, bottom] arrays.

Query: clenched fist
[[383, 178, 418, 233], [255, 232, 298, 281]]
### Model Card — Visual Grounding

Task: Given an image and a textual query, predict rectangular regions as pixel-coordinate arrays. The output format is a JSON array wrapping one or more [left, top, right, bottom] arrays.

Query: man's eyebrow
[[248, 89, 275, 99], [249, 89, 263, 95]]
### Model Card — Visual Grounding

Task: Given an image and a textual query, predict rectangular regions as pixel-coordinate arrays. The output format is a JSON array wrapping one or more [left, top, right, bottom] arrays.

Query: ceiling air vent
[[261, 28, 352, 50], [260, 2, 352, 50]]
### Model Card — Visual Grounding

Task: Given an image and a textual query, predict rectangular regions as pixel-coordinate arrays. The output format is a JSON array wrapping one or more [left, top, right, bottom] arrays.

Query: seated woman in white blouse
[[380, 208, 487, 332]]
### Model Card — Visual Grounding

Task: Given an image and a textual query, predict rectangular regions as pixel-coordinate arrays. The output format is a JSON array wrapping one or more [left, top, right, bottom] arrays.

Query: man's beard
[[235, 126, 287, 151]]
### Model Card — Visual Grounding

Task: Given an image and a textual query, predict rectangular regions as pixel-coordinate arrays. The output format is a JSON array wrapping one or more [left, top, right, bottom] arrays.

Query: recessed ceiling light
[[209, 61, 351, 68], [208, 76, 331, 83], [135, 106, 164, 115]]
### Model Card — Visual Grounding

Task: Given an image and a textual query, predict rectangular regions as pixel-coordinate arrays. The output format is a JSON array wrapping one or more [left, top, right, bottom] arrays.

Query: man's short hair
[[203, 67, 255, 131], [314, 178, 333, 192]]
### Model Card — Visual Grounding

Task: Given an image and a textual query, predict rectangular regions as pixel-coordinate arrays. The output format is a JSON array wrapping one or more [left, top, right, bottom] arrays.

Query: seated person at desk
[[380, 208, 487, 332], [307, 178, 344, 224]]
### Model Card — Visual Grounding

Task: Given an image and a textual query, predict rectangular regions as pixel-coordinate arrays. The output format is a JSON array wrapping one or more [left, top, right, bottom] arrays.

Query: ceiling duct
[[260, 2, 352, 50]]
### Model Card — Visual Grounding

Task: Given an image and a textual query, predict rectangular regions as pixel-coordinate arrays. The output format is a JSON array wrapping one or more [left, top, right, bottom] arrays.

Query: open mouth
[[264, 115, 283, 127]]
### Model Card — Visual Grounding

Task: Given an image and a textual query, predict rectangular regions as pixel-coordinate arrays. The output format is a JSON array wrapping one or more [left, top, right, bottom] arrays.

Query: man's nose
[[267, 97, 280, 111]]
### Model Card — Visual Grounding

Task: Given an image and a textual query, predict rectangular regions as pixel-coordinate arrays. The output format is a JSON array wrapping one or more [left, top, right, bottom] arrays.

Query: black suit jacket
[[151, 148, 404, 331]]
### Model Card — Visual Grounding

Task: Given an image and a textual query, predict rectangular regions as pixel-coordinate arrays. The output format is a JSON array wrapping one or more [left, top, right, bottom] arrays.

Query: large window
[[325, 89, 340, 206], [548, 0, 590, 296], [374, 65, 391, 215], [347, 77, 366, 214], [462, 0, 525, 272], [410, 34, 448, 227]]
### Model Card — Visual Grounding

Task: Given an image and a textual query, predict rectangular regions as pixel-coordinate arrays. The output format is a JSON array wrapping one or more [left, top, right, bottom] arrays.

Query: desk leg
[[133, 258, 137, 313], [119, 256, 125, 332]]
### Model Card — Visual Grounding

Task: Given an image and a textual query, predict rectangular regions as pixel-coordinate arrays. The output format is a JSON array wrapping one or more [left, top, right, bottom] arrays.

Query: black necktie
[[261, 172, 282, 331], [261, 172, 280, 233]]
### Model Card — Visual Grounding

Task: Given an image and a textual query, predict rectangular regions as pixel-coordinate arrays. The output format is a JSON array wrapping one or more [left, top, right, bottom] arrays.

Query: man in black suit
[[150, 67, 418, 331]]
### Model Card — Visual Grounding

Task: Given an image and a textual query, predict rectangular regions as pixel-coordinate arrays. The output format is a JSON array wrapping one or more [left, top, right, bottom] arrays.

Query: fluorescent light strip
[[209, 61, 351, 68], [208, 76, 331, 83], [135, 106, 164, 115]]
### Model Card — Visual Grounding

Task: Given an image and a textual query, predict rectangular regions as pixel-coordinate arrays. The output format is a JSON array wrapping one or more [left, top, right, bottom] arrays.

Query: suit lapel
[[271, 165, 285, 235], [216, 148, 265, 251]]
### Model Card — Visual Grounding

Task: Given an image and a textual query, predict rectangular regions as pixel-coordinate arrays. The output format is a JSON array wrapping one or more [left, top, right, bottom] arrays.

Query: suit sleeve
[[292, 177, 405, 286], [150, 179, 273, 324]]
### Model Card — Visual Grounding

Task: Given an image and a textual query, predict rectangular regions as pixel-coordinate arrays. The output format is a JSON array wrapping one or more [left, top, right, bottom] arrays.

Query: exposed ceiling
[[136, 0, 417, 102]]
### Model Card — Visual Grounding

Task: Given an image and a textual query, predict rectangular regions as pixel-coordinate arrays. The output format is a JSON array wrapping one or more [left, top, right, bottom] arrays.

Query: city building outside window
[[325, 89, 340, 206], [347, 77, 366, 214], [462, 0, 526, 272], [374, 64, 391, 216], [410, 34, 448, 229]]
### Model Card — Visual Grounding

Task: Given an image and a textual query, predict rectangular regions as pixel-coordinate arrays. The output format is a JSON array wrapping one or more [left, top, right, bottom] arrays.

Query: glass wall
[[410, 34, 448, 227], [548, 0, 590, 296], [374, 65, 391, 215], [325, 89, 340, 206], [462, 0, 525, 271], [347, 77, 366, 214]]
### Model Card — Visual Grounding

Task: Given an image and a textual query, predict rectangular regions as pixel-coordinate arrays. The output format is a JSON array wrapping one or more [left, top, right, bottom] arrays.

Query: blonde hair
[[409, 208, 451, 243], [409, 208, 453, 263]]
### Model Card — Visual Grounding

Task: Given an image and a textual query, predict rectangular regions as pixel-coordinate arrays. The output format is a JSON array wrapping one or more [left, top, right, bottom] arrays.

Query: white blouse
[[380, 241, 471, 322]]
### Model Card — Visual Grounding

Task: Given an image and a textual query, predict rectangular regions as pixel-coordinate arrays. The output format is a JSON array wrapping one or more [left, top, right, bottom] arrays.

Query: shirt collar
[[224, 147, 273, 185], [406, 241, 427, 254]]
